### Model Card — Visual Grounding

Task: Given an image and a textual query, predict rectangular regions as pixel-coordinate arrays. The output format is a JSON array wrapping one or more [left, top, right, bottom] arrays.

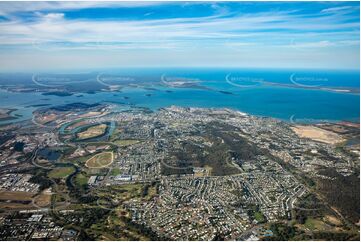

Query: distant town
[[0, 102, 359, 240]]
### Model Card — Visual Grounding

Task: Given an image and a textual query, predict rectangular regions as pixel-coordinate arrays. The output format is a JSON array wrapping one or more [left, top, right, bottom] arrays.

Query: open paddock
[[85, 152, 113, 168]]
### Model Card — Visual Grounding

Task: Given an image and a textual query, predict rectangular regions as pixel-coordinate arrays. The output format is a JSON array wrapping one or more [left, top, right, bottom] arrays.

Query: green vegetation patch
[[114, 139, 140, 147], [48, 166, 75, 179], [254, 211, 266, 223], [75, 173, 89, 187], [110, 168, 121, 176], [82, 182, 163, 240], [266, 223, 297, 240], [304, 218, 328, 231]]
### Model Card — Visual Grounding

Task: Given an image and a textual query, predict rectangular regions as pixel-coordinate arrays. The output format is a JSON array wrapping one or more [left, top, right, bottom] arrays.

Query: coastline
[[0, 101, 360, 127]]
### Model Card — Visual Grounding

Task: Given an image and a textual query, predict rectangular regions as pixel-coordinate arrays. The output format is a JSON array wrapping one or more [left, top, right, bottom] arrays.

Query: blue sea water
[[0, 68, 359, 125]]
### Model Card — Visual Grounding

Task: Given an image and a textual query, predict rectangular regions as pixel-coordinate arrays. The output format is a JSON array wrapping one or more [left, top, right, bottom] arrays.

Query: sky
[[0, 1, 359, 71]]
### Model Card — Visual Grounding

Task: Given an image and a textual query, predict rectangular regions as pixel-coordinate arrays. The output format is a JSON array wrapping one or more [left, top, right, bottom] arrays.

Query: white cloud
[[36, 12, 65, 21], [321, 6, 354, 13], [0, 1, 165, 16], [0, 8, 358, 49], [0, 2, 358, 70]]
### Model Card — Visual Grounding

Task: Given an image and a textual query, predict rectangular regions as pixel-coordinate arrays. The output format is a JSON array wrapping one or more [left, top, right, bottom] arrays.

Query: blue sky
[[0, 1, 359, 71]]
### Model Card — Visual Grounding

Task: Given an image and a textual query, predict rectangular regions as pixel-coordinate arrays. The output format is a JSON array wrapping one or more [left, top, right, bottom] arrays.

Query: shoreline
[[0, 102, 360, 127]]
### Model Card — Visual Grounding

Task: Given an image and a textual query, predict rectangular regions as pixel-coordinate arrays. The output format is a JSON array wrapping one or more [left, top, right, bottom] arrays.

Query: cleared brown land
[[338, 121, 360, 128], [66, 120, 88, 131], [0, 191, 34, 201], [78, 111, 104, 118], [38, 113, 57, 124], [77, 124, 107, 140], [291, 125, 346, 145], [0, 191, 35, 209], [0, 202, 34, 210], [325, 215, 342, 226], [193, 166, 212, 177], [34, 193, 51, 207]]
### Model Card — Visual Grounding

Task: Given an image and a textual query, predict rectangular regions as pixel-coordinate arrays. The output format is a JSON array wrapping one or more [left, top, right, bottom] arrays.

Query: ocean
[[0, 68, 359, 125]]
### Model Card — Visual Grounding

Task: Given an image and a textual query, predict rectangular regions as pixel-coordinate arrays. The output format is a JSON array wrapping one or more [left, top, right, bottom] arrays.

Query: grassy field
[[48, 166, 75, 179], [254, 211, 266, 223], [110, 168, 121, 176], [85, 152, 113, 168], [77, 124, 107, 140], [114, 139, 140, 147], [304, 218, 328, 230], [75, 173, 89, 186], [96, 183, 151, 203]]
